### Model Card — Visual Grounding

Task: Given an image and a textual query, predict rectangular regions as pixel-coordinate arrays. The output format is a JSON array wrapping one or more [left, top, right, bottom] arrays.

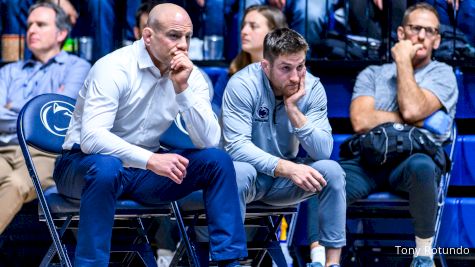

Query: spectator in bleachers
[[0, 0, 78, 34], [345, 0, 407, 41], [147, 0, 236, 43], [334, 3, 458, 266], [194, 0, 237, 37], [133, 1, 154, 40], [240, 0, 336, 51], [52, 3, 247, 266], [0, 0, 78, 60], [1, 0, 141, 61], [60, 0, 141, 61], [0, 2, 90, 234], [424, 0, 475, 46], [230, 5, 287, 74], [214, 5, 287, 110], [222, 27, 346, 267]]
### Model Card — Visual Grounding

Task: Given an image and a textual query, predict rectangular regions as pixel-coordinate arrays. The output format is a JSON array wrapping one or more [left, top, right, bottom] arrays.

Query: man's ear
[[142, 27, 153, 45], [397, 26, 405, 41], [433, 33, 441, 50], [261, 59, 270, 76], [57, 29, 68, 44]]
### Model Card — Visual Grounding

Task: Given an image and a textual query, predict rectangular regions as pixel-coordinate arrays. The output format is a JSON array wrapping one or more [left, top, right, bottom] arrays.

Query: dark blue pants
[[53, 146, 247, 266], [342, 153, 442, 238]]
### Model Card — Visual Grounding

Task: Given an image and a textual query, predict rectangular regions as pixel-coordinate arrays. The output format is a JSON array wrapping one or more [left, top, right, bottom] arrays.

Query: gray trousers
[[234, 160, 346, 248]]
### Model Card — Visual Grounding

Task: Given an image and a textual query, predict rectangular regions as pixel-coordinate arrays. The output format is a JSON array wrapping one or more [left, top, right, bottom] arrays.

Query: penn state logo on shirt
[[256, 106, 270, 122], [40, 101, 74, 137]]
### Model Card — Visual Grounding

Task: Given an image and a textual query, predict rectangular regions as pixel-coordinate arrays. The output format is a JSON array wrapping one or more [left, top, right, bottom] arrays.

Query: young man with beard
[[222, 27, 346, 267]]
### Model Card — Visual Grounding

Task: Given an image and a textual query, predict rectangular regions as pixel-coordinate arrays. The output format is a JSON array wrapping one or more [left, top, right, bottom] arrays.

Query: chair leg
[[135, 242, 158, 267], [254, 215, 286, 267], [40, 215, 73, 267], [133, 218, 158, 267], [170, 241, 186, 267], [266, 241, 288, 267], [171, 201, 200, 267]]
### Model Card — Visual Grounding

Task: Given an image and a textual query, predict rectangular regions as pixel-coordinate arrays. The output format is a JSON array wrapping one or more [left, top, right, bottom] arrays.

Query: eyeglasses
[[406, 24, 439, 38]]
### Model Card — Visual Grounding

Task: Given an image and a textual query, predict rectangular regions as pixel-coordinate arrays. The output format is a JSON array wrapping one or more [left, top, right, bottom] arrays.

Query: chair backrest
[[444, 123, 458, 172], [16, 93, 76, 267], [17, 93, 75, 154]]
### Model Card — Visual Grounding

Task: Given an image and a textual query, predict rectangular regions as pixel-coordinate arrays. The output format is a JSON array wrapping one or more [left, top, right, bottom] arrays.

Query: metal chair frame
[[17, 94, 199, 267], [170, 191, 299, 267]]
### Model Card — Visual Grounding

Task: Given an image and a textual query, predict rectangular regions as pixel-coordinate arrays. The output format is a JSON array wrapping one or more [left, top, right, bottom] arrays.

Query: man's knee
[[406, 153, 438, 184], [1, 174, 32, 200], [233, 161, 257, 196], [310, 159, 346, 191], [82, 155, 123, 189], [197, 148, 234, 168]]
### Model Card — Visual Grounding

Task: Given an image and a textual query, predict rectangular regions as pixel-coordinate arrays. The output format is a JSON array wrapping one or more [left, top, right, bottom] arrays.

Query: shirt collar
[[136, 38, 155, 70], [22, 50, 68, 69]]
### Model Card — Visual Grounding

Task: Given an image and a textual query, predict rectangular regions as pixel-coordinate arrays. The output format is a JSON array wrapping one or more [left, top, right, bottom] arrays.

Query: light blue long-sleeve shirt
[[0, 51, 91, 145], [222, 63, 333, 177]]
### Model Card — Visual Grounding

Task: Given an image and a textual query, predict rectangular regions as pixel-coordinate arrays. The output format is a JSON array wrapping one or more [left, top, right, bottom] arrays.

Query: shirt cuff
[[175, 88, 197, 112], [265, 156, 280, 177], [128, 149, 154, 170]]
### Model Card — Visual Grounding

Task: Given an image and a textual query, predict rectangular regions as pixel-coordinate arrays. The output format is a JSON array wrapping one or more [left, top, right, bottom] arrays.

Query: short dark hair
[[29, 2, 72, 33], [135, 2, 155, 28], [401, 2, 440, 27], [263, 28, 308, 63]]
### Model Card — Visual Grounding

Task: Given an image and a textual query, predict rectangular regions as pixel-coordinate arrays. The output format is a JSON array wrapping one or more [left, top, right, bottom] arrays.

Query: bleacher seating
[[451, 135, 475, 186], [439, 197, 475, 248]]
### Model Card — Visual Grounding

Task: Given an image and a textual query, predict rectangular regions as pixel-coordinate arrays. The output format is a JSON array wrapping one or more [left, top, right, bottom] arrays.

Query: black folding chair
[[171, 191, 299, 267], [346, 124, 457, 267], [17, 93, 199, 267]]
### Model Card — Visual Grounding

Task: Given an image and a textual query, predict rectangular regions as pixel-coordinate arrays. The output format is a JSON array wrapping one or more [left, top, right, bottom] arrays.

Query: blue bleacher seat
[[330, 134, 351, 160], [438, 197, 475, 248], [320, 76, 354, 118], [451, 135, 475, 186], [458, 198, 475, 248], [455, 71, 475, 119]]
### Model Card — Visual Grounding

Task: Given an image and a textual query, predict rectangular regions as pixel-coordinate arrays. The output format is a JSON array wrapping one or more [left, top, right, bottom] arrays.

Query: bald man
[[53, 3, 247, 266]]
